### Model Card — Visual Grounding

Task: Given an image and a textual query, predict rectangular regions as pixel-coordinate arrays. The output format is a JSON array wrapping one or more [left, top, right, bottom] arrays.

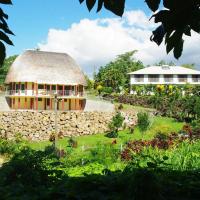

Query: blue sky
[[3, 0, 149, 56]]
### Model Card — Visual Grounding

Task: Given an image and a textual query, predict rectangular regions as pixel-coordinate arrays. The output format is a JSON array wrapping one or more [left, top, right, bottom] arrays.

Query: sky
[[2, 0, 200, 76]]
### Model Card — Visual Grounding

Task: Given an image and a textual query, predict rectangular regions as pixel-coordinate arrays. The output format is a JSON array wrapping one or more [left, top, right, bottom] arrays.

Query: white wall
[[130, 74, 200, 85]]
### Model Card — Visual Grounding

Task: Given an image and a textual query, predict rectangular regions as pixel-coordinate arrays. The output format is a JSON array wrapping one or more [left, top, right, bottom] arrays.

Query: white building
[[129, 65, 200, 87]]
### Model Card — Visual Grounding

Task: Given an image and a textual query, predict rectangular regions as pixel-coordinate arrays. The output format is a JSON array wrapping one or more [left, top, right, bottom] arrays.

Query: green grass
[[115, 102, 155, 112], [29, 116, 184, 152]]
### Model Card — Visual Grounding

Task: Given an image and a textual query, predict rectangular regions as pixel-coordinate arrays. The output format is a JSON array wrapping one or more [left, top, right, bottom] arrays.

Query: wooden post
[[13, 97, 15, 109], [32, 83, 34, 95], [25, 98, 27, 109], [18, 98, 20, 109]]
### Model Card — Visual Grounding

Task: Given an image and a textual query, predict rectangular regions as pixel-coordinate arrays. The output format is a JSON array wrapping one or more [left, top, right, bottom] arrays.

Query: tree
[[182, 63, 196, 70], [79, 0, 200, 59], [0, 55, 17, 85], [155, 60, 175, 66], [94, 51, 143, 92], [0, 1, 14, 66]]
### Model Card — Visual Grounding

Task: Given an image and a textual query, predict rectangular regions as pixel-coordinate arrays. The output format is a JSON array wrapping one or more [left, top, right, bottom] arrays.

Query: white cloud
[[38, 10, 200, 76]]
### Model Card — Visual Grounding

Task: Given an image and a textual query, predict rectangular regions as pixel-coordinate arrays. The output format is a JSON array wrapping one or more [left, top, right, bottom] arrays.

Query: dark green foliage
[[79, 0, 125, 16], [108, 112, 124, 133], [94, 51, 143, 92], [0, 55, 17, 85], [101, 86, 113, 94], [0, 2, 14, 67], [137, 112, 150, 132], [105, 131, 118, 138]]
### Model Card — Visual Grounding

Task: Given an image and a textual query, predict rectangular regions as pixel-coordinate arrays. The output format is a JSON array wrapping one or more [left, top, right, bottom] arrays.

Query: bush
[[105, 131, 118, 138], [108, 112, 124, 133], [102, 87, 113, 94], [68, 137, 78, 148], [137, 112, 150, 132]]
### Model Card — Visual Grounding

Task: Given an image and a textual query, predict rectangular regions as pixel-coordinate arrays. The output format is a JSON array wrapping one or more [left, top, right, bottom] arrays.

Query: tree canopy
[[0, 0, 13, 66], [94, 51, 143, 92], [0, 55, 17, 84], [79, 0, 200, 59]]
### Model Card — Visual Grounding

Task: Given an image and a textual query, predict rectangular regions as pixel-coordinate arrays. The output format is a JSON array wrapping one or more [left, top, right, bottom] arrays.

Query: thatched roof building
[[5, 50, 86, 85]]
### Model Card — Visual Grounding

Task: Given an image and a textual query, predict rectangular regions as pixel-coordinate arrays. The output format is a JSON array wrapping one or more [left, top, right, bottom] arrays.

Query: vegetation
[[105, 85, 200, 122], [0, 55, 17, 85], [0, 1, 14, 66], [0, 119, 199, 199], [94, 51, 143, 92], [137, 112, 151, 132]]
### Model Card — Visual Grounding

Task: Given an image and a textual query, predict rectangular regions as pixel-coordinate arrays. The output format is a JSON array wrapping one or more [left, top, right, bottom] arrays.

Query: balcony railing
[[192, 78, 200, 83], [6, 90, 84, 97]]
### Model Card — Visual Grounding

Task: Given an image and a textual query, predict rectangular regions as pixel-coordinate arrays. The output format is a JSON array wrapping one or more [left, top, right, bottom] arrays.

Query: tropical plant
[[0, 1, 14, 66], [137, 112, 151, 132], [94, 51, 143, 92]]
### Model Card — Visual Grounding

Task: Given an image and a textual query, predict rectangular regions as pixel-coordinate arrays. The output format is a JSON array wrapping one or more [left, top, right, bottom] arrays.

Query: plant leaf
[[0, 22, 14, 35], [97, 0, 104, 12], [0, 41, 5, 66], [174, 38, 183, 59], [0, 30, 13, 45], [0, 0, 12, 4], [104, 0, 125, 17], [86, 0, 96, 11], [79, 0, 85, 4], [145, 0, 161, 12]]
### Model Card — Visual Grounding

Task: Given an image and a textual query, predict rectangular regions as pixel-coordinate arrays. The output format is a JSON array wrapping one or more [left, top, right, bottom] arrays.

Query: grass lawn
[[29, 116, 184, 152], [114, 102, 155, 112]]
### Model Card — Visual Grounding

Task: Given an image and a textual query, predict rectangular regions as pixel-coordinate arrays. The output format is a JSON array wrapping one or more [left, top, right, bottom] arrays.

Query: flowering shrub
[[121, 133, 186, 161]]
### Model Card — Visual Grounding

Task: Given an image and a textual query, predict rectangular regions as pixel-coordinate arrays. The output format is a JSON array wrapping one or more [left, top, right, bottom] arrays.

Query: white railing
[[6, 90, 85, 97]]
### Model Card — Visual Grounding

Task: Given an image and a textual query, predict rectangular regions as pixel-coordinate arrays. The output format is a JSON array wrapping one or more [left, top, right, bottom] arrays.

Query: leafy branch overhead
[[0, 0, 14, 66], [79, 0, 200, 59]]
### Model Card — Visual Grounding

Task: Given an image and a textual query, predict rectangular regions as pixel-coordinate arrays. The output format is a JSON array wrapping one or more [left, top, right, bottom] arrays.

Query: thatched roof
[[5, 50, 87, 85]]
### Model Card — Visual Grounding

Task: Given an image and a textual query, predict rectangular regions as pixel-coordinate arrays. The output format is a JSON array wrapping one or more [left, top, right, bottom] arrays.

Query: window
[[178, 75, 187, 82], [51, 85, 56, 91], [38, 98, 42, 101], [16, 84, 19, 91], [134, 75, 144, 82], [148, 75, 159, 82], [192, 75, 200, 82], [38, 84, 44, 89], [164, 75, 173, 82], [21, 84, 25, 91]]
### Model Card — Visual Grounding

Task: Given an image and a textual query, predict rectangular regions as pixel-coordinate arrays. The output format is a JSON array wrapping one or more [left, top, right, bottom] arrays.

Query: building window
[[178, 75, 187, 82], [52, 85, 56, 91], [38, 98, 42, 101], [21, 84, 25, 91], [148, 75, 159, 82], [164, 75, 173, 82], [134, 75, 144, 82], [192, 75, 200, 82], [38, 84, 44, 89]]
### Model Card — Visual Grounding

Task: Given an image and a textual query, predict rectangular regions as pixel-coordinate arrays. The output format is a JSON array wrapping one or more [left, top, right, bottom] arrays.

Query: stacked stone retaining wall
[[0, 111, 137, 141]]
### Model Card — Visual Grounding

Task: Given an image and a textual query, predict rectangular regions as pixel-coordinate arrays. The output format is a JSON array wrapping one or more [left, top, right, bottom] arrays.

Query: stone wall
[[0, 111, 137, 141]]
